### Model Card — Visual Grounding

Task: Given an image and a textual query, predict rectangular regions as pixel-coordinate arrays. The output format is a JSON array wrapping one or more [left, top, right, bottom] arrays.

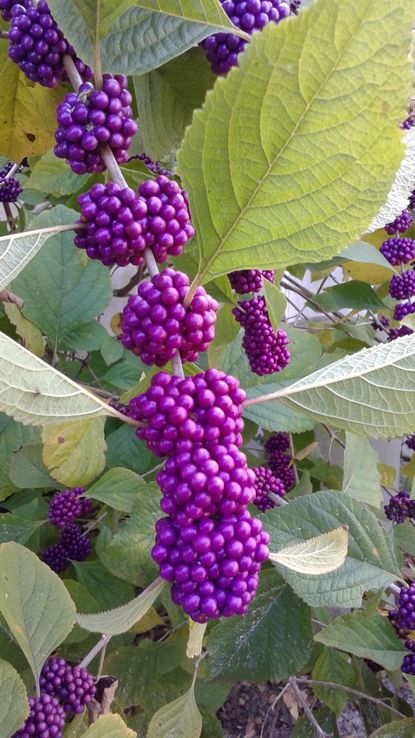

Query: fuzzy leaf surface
[[343, 434, 382, 507], [269, 526, 348, 575], [0, 659, 29, 738], [369, 128, 415, 232], [80, 714, 136, 738]]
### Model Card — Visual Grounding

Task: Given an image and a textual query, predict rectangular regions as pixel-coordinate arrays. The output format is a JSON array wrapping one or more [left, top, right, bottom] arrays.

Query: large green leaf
[[263, 491, 401, 607], [0, 543, 76, 687], [9, 443, 56, 489], [0, 659, 29, 738], [315, 610, 407, 670], [245, 333, 415, 439], [42, 419, 107, 487], [26, 150, 93, 196], [369, 720, 415, 738], [207, 570, 313, 681], [0, 415, 39, 498], [311, 647, 356, 716], [86, 467, 149, 513], [147, 681, 202, 738], [0, 514, 45, 545], [314, 281, 386, 313], [177, 0, 414, 282], [342, 433, 382, 508], [73, 560, 134, 609], [80, 714, 136, 738]]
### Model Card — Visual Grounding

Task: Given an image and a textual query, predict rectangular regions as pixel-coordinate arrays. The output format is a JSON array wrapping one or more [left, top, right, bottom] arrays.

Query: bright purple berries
[[396, 583, 415, 631], [120, 269, 218, 366], [252, 466, 285, 512], [8, 1, 91, 88], [201, 0, 290, 75], [401, 114, 415, 131], [0, 0, 30, 21], [265, 434, 295, 492], [75, 182, 148, 267], [402, 653, 415, 675], [60, 523, 91, 561], [152, 509, 269, 622], [129, 369, 245, 457], [385, 210, 414, 235], [228, 269, 274, 294], [393, 301, 415, 322], [54, 75, 137, 174], [0, 162, 22, 202], [233, 296, 290, 375], [389, 325, 413, 341], [42, 543, 69, 574], [48, 488, 89, 528], [380, 237, 415, 266], [13, 694, 66, 738], [137, 176, 195, 263], [389, 271, 415, 300], [384, 492, 415, 524], [40, 657, 96, 715]]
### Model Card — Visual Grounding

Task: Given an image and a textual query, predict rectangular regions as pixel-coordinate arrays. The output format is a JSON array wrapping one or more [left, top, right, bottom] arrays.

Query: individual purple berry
[[42, 544, 69, 574], [233, 296, 290, 375], [393, 301, 415, 322], [54, 74, 137, 173], [120, 268, 218, 366], [401, 114, 415, 131], [75, 182, 148, 267], [137, 176, 195, 262], [389, 271, 415, 300], [8, 1, 92, 88], [380, 237, 415, 266], [228, 269, 274, 294], [40, 657, 96, 715], [384, 492, 414, 524], [60, 524, 91, 561], [13, 694, 65, 738], [407, 435, 415, 451], [265, 432, 290, 454], [252, 466, 285, 512], [402, 653, 415, 675], [201, 0, 290, 75], [385, 210, 414, 235], [128, 369, 246, 457], [0, 162, 22, 202], [0, 0, 30, 21]]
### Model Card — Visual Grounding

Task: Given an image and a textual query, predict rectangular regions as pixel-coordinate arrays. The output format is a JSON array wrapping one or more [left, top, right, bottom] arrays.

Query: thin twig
[[260, 682, 291, 738], [80, 634, 112, 669], [297, 678, 406, 719], [94, 0, 103, 90], [113, 266, 144, 297], [289, 678, 330, 737]]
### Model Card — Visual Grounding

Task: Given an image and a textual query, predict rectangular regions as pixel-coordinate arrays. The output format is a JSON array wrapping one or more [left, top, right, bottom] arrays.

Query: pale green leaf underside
[[0, 659, 29, 738], [147, 682, 202, 738], [76, 577, 165, 634], [178, 0, 413, 282], [343, 433, 382, 507], [369, 128, 415, 233], [0, 332, 118, 426], [269, 527, 348, 575], [246, 334, 415, 439]]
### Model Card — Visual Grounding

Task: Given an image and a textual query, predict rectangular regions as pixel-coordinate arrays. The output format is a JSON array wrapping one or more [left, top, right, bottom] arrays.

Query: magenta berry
[[60, 523, 91, 561], [228, 269, 274, 294], [128, 369, 245, 457], [42, 543, 69, 574], [54, 74, 137, 174], [137, 176, 195, 262], [75, 182, 148, 267], [252, 466, 285, 512], [120, 269, 218, 366], [380, 237, 415, 266], [0, 162, 22, 202], [13, 694, 65, 738], [385, 210, 414, 235], [40, 657, 96, 715], [389, 271, 415, 300], [233, 296, 290, 375]]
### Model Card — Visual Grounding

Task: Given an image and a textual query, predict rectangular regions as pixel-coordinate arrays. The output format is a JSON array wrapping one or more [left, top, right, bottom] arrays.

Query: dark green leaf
[[314, 281, 386, 312], [0, 513, 45, 545], [0, 658, 29, 738], [311, 647, 356, 715], [106, 425, 152, 475], [87, 468, 151, 513], [9, 443, 56, 489], [73, 560, 134, 609]]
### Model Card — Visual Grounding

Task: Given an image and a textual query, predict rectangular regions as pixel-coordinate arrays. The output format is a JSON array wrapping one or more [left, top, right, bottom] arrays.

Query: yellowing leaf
[[42, 418, 106, 486], [343, 261, 392, 284], [186, 621, 207, 659], [378, 464, 397, 489], [80, 714, 136, 738], [128, 606, 163, 634], [4, 304, 44, 357], [0, 50, 63, 160], [269, 527, 348, 575]]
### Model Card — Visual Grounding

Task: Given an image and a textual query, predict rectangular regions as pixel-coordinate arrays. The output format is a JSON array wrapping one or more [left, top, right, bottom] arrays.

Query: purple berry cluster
[[120, 269, 218, 366], [0, 0, 30, 21], [384, 492, 415, 524], [380, 237, 415, 266], [265, 432, 295, 492], [389, 271, 415, 300], [0, 161, 22, 203], [395, 583, 415, 631], [233, 296, 290, 376], [13, 694, 65, 738], [40, 657, 95, 715], [402, 653, 415, 675], [201, 0, 291, 75], [54, 75, 137, 174], [48, 487, 91, 528], [385, 210, 414, 235], [7, 1, 91, 88], [252, 466, 285, 512], [228, 269, 274, 294], [407, 434, 415, 451], [393, 301, 415, 322], [43, 488, 92, 573], [401, 114, 415, 131]]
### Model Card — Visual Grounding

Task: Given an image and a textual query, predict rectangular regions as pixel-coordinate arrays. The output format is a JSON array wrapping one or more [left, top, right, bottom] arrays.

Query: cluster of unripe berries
[[42, 488, 92, 574], [0, 161, 22, 203], [201, 0, 291, 75], [13, 657, 95, 738]]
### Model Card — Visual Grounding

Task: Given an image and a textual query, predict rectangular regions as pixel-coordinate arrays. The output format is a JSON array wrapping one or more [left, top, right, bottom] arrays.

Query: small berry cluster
[[55, 75, 137, 174], [201, 0, 291, 75], [228, 269, 274, 294], [43, 488, 92, 573], [265, 432, 295, 492], [233, 296, 290, 376], [40, 656, 95, 715], [407, 434, 415, 451], [0, 0, 30, 21], [384, 492, 415, 524], [6, 1, 91, 88], [0, 161, 22, 203], [252, 466, 285, 512], [13, 694, 65, 738], [120, 269, 218, 366]]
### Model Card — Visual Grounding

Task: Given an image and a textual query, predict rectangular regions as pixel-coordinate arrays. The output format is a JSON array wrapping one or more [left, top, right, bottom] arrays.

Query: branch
[[0, 290, 24, 309], [113, 266, 143, 297], [80, 633, 112, 669], [297, 678, 406, 719], [289, 678, 330, 738]]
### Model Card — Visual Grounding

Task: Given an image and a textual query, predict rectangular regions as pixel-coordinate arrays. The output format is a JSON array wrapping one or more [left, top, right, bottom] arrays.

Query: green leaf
[[106, 425, 152, 475], [26, 150, 92, 196], [292, 708, 339, 738], [245, 333, 415, 439], [73, 560, 134, 609], [340, 241, 397, 274], [311, 647, 356, 716], [393, 522, 415, 557], [13, 207, 112, 348], [0, 416, 39, 498], [263, 278, 287, 332], [42, 419, 107, 487], [207, 570, 312, 681], [9, 443, 55, 489], [269, 526, 348, 575], [0, 543, 76, 687], [61, 580, 100, 644], [4, 304, 44, 357], [86, 468, 149, 513], [343, 433, 382, 508], [369, 127, 415, 233], [147, 680, 202, 738], [0, 658, 29, 738], [76, 577, 165, 635], [177, 0, 414, 282], [314, 281, 386, 312], [134, 48, 214, 161], [80, 714, 136, 738], [263, 490, 401, 607], [369, 720, 415, 738], [0, 513, 44, 545], [315, 610, 406, 670], [62, 321, 109, 353]]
